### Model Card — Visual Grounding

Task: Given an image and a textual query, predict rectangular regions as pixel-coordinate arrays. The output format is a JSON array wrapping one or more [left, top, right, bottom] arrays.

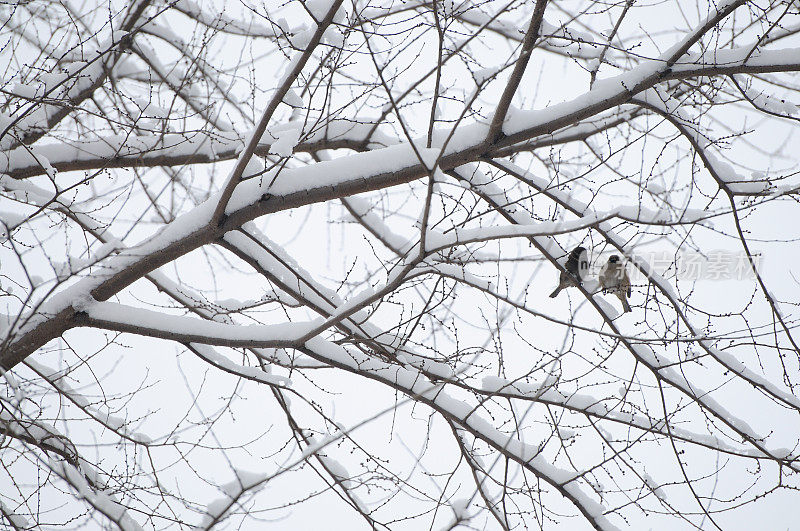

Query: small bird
[[599, 255, 632, 313], [549, 246, 589, 298]]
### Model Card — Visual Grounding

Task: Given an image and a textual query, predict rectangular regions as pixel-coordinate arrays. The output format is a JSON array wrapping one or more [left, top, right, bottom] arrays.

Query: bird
[[599, 255, 631, 313], [549, 246, 589, 298]]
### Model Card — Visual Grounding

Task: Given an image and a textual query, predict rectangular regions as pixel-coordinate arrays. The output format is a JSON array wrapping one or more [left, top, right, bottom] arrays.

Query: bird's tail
[[620, 296, 632, 313], [549, 286, 561, 298]]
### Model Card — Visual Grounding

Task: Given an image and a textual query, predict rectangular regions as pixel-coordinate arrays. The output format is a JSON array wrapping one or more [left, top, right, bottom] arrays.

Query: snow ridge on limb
[[74, 299, 321, 348], [1, 118, 392, 179]]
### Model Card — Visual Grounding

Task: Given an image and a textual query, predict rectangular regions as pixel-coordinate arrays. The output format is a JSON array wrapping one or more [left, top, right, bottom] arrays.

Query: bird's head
[[608, 255, 620, 263]]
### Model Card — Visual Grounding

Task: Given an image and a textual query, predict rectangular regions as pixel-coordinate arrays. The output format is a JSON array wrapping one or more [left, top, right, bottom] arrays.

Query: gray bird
[[599, 255, 631, 313], [549, 246, 589, 298]]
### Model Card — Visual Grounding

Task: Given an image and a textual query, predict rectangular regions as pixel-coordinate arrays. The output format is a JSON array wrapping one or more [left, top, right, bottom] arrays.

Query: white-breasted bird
[[549, 246, 589, 298], [599, 254, 631, 313]]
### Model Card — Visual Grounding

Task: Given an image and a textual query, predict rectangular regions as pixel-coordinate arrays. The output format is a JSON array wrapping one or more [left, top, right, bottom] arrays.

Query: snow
[[481, 375, 511, 392], [201, 468, 269, 527], [49, 460, 143, 531], [744, 86, 799, 114], [90, 240, 123, 263], [318, 453, 365, 511], [451, 498, 469, 517], [1, 114, 396, 179], [700, 342, 800, 409], [558, 427, 576, 439], [471, 334, 771, 460], [62, 60, 89, 76], [428, 121, 491, 156], [1, 130, 237, 177], [489, 159, 590, 212], [234, 468, 269, 490], [267, 124, 302, 157], [5, 10, 795, 527], [503, 57, 662, 137], [0, 409, 71, 454], [0, 366, 23, 406], [0, 501, 29, 528], [704, 152, 739, 183], [319, 454, 352, 486], [80, 300, 321, 346], [132, 96, 169, 119], [592, 294, 618, 318], [283, 89, 304, 107], [424, 212, 609, 252], [26, 359, 155, 444], [501, 22, 797, 146], [672, 46, 800, 75], [1, 145, 57, 178], [11, 82, 44, 99], [629, 343, 664, 368], [72, 292, 97, 312], [563, 483, 609, 521], [474, 65, 502, 84], [729, 181, 770, 194], [439, 498, 471, 529], [192, 343, 292, 386], [203, 498, 230, 525], [417, 148, 440, 171], [423, 263, 495, 294], [642, 473, 667, 501], [0, 209, 28, 234], [0, 97, 734, 499], [343, 196, 413, 254], [57, 324, 729, 526], [172, 0, 277, 37], [451, 8, 601, 60], [129, 432, 153, 444], [655, 363, 762, 442], [291, 25, 316, 49], [304, 339, 589, 496], [645, 180, 666, 194], [242, 156, 264, 179], [322, 25, 345, 47], [305, 0, 336, 22]]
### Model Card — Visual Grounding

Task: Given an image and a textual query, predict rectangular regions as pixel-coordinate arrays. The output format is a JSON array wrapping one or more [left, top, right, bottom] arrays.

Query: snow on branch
[[75, 299, 321, 348], [3, 0, 800, 528]]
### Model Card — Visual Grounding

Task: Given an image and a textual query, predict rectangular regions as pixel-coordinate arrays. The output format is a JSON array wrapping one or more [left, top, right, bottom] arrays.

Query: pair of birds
[[549, 246, 632, 313]]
